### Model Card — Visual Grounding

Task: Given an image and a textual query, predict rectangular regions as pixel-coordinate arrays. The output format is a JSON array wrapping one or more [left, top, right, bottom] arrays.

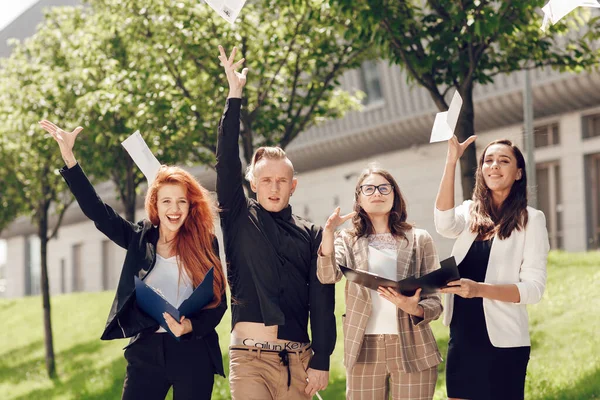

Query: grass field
[[1, 251, 599, 399]]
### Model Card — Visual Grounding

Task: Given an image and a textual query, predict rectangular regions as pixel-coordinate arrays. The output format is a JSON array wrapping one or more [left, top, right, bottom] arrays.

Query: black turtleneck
[[215, 98, 336, 371]]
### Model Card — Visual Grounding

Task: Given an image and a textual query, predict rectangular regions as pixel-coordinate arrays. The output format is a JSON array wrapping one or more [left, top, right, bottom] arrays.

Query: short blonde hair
[[245, 146, 293, 182]]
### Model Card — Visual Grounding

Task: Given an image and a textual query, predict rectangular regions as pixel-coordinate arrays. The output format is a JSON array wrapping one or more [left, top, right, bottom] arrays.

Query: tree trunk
[[39, 201, 57, 379], [456, 82, 478, 200]]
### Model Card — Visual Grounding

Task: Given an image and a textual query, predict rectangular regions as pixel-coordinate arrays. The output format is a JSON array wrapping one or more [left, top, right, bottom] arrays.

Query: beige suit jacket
[[317, 228, 443, 372]]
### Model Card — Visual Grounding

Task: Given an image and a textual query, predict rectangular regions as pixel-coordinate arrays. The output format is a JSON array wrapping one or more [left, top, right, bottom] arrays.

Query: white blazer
[[434, 200, 550, 348]]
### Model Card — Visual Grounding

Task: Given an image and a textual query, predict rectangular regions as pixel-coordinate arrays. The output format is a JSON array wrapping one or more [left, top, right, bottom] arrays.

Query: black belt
[[231, 344, 312, 389]]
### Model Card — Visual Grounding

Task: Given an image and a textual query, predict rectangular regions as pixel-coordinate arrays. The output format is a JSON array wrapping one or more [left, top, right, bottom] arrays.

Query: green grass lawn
[[1, 251, 599, 399]]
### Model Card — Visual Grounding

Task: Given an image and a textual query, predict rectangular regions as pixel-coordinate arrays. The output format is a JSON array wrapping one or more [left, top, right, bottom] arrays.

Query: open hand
[[324, 207, 356, 234], [39, 120, 82, 167], [447, 135, 476, 164], [218, 45, 248, 98]]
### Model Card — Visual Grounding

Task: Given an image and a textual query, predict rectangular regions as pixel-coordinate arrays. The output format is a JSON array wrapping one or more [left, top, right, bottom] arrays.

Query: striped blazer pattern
[[317, 227, 443, 372]]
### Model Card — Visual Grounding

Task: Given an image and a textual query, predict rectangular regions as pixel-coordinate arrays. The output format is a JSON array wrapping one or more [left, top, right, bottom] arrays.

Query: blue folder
[[134, 267, 215, 340]]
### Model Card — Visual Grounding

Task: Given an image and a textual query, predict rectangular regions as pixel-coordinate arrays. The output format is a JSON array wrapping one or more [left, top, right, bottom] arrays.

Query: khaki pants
[[347, 335, 437, 400], [229, 344, 313, 400]]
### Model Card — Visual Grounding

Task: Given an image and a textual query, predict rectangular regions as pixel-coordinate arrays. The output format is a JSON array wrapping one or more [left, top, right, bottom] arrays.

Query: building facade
[[3, 3, 600, 298]]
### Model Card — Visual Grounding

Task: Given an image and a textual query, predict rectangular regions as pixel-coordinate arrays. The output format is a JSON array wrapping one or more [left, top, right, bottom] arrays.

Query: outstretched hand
[[324, 207, 356, 234], [446, 135, 476, 164], [39, 120, 82, 168], [218, 45, 248, 98]]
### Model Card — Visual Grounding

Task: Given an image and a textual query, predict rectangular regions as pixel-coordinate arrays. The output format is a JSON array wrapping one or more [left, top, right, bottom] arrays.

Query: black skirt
[[446, 239, 530, 400]]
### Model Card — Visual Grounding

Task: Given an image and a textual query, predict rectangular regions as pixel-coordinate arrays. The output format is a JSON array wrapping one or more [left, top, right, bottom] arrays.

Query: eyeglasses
[[359, 184, 393, 196]]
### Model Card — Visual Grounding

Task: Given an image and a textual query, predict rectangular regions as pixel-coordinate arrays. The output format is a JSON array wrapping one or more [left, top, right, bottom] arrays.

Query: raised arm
[[434, 135, 476, 238], [40, 120, 138, 249], [215, 46, 250, 221], [317, 207, 356, 284]]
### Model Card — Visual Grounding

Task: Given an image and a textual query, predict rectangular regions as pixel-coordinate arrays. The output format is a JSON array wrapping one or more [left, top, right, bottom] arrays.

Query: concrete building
[[2, 3, 600, 298]]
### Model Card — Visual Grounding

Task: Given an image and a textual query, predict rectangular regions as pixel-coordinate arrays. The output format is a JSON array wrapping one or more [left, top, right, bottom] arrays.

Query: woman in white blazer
[[434, 136, 549, 400]]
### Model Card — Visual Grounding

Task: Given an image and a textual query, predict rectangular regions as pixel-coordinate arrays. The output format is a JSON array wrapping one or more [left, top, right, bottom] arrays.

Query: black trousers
[[122, 333, 215, 400]]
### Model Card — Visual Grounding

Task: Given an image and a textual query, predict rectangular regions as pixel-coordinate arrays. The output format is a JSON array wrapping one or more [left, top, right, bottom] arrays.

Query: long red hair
[[145, 166, 225, 308]]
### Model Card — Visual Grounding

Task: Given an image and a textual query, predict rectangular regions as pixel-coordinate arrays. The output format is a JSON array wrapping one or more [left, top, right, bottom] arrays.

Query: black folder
[[134, 267, 215, 339], [340, 256, 459, 296]]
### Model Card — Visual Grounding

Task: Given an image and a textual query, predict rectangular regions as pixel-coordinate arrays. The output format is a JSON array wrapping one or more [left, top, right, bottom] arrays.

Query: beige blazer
[[317, 227, 443, 372]]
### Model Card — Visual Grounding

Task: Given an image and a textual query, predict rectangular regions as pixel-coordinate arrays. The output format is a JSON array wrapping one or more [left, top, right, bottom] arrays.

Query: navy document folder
[[134, 267, 215, 339], [340, 256, 459, 296]]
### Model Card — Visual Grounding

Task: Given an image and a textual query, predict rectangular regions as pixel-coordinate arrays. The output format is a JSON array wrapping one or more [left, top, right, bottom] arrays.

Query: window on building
[[72, 243, 83, 292], [534, 123, 560, 148], [359, 61, 384, 106], [582, 113, 600, 139], [536, 162, 563, 249], [60, 258, 66, 294], [102, 240, 111, 291], [585, 153, 600, 249], [25, 235, 41, 296]]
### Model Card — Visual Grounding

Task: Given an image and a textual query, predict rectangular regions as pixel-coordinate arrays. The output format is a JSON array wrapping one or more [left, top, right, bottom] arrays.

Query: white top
[[364, 233, 399, 335], [144, 254, 194, 333], [434, 200, 549, 347]]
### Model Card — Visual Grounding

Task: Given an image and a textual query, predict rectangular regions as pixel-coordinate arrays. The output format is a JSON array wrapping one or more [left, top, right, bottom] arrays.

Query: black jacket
[[216, 98, 336, 371], [60, 163, 226, 377]]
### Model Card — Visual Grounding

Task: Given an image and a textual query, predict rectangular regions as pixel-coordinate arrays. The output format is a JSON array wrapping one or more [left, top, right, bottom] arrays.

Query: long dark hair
[[470, 139, 529, 240], [350, 165, 412, 241]]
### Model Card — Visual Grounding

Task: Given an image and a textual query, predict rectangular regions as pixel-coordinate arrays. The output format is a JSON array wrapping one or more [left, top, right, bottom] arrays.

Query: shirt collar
[[271, 205, 293, 220]]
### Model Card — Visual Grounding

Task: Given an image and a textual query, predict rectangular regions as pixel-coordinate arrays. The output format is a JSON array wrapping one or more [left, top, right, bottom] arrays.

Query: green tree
[[0, 0, 371, 377], [0, 7, 91, 378], [92, 0, 371, 194], [0, 136, 24, 235], [329, 0, 600, 198]]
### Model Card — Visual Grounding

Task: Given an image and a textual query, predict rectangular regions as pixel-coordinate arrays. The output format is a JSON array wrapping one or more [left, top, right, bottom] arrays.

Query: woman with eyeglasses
[[317, 165, 442, 400]]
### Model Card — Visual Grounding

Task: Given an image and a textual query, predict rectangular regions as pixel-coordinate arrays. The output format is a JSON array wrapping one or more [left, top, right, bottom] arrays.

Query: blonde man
[[216, 45, 336, 400]]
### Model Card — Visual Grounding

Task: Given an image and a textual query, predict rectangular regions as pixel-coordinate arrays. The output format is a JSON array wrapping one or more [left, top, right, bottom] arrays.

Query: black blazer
[[60, 163, 226, 377]]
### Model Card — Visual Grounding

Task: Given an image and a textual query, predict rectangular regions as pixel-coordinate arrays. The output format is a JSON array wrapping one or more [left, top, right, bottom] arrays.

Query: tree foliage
[[329, 0, 600, 198]]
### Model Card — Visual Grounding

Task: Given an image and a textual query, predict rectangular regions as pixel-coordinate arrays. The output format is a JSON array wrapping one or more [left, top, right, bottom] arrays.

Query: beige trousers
[[229, 344, 313, 400]]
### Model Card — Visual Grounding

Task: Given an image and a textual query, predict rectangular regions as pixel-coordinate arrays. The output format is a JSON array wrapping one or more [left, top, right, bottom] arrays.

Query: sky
[[0, 0, 39, 31]]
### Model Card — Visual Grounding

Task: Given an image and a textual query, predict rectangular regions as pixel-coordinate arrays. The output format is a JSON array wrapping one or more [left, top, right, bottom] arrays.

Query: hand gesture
[[39, 120, 82, 167], [324, 207, 356, 234], [305, 368, 329, 398], [163, 312, 193, 337], [446, 135, 476, 165], [377, 287, 423, 316], [218, 45, 248, 98], [440, 278, 480, 299]]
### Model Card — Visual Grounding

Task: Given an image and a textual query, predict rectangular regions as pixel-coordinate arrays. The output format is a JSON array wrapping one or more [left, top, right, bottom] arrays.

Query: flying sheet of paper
[[541, 0, 600, 31], [204, 0, 247, 24], [429, 91, 463, 143], [121, 131, 161, 185]]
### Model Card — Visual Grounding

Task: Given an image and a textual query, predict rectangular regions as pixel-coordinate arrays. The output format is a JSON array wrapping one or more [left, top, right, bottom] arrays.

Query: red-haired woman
[[435, 136, 549, 400], [40, 120, 227, 400]]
